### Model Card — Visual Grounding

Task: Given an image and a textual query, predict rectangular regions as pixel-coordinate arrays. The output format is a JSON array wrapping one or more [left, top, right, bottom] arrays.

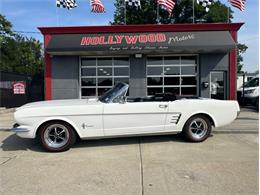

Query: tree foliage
[[112, 0, 233, 24], [237, 43, 248, 73], [0, 14, 43, 75]]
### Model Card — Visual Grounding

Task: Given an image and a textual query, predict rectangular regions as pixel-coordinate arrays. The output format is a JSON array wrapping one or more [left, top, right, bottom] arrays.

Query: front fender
[[33, 116, 82, 138]]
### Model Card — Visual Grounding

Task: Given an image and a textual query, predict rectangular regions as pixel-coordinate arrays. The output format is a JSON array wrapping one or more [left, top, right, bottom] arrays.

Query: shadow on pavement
[[74, 133, 185, 149], [1, 133, 186, 152]]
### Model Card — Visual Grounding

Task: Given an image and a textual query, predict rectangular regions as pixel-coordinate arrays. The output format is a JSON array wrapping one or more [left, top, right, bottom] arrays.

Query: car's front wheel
[[182, 115, 212, 142], [38, 121, 76, 152]]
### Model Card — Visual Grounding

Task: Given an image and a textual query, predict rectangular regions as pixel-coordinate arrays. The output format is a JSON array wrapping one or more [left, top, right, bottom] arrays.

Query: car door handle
[[159, 104, 168, 108]]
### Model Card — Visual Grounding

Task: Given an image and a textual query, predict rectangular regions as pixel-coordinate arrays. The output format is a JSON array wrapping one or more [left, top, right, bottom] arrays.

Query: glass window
[[98, 88, 111, 96], [147, 67, 163, 76], [181, 87, 197, 96], [81, 57, 129, 98], [147, 88, 163, 95], [82, 88, 96, 96], [164, 66, 180, 75], [97, 58, 112, 66], [165, 87, 180, 95], [181, 66, 196, 75], [114, 67, 129, 76], [114, 57, 129, 66], [114, 78, 129, 85], [164, 56, 180, 65], [98, 78, 112, 86], [164, 77, 180, 85], [81, 68, 96, 77], [82, 58, 96, 66], [147, 55, 197, 96], [81, 78, 96, 86], [147, 57, 163, 65], [181, 56, 197, 65], [98, 68, 112, 76], [181, 77, 197, 85], [147, 77, 163, 85]]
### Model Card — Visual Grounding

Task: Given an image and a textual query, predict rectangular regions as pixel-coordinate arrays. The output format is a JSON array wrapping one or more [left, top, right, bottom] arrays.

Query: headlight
[[244, 89, 256, 94]]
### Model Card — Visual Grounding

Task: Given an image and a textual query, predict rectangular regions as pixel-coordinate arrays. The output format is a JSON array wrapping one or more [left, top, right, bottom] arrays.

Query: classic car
[[12, 82, 240, 152]]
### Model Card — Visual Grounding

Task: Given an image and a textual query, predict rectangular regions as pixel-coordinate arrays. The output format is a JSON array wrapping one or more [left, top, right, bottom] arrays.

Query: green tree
[[0, 14, 43, 75], [237, 43, 248, 73], [112, 0, 233, 24], [112, 0, 247, 72]]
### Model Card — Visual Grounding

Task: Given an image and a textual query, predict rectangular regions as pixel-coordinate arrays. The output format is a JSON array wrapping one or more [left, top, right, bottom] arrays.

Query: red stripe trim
[[44, 35, 52, 100], [38, 23, 243, 34], [229, 31, 237, 100]]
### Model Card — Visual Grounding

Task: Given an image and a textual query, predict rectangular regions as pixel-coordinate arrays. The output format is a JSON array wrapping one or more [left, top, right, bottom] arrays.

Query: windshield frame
[[98, 82, 129, 103]]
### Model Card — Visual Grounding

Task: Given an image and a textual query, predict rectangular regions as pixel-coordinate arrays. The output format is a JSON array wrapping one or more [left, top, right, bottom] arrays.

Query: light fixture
[[135, 54, 142, 58]]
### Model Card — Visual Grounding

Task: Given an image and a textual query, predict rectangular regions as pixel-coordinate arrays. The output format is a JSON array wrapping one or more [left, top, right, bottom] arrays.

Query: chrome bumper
[[11, 124, 30, 132]]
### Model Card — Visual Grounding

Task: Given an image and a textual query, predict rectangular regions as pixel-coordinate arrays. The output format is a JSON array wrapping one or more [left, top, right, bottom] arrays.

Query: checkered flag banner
[[125, 0, 141, 9], [197, 0, 215, 12], [56, 0, 77, 10]]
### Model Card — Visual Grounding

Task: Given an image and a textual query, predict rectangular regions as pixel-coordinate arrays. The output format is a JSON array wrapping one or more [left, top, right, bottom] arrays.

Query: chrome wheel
[[43, 124, 69, 149], [189, 118, 208, 139]]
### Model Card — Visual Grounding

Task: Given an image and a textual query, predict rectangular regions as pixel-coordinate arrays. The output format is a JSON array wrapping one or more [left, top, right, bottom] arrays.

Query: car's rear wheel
[[38, 121, 76, 152], [182, 115, 212, 142]]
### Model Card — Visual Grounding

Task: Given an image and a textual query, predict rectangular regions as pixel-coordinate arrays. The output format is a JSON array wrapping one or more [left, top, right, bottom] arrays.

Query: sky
[[0, 0, 259, 72]]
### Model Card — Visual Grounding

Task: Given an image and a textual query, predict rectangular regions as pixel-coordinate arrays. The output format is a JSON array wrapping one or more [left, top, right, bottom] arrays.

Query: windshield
[[98, 82, 129, 103], [244, 77, 259, 88]]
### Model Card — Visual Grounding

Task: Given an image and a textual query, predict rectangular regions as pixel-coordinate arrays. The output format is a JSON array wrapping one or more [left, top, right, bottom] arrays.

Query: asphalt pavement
[[0, 107, 258, 195]]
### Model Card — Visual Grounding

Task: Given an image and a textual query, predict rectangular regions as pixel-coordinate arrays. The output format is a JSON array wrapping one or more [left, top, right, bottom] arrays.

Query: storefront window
[[81, 57, 130, 98], [147, 55, 197, 96]]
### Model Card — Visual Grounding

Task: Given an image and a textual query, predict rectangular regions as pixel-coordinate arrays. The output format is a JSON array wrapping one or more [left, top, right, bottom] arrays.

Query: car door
[[103, 101, 169, 136]]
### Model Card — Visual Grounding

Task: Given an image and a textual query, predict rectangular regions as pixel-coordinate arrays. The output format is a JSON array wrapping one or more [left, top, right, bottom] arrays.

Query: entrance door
[[210, 71, 226, 100]]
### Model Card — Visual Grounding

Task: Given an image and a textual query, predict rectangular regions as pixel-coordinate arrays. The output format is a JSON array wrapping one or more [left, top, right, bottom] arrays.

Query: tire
[[182, 115, 212, 142], [38, 121, 77, 152]]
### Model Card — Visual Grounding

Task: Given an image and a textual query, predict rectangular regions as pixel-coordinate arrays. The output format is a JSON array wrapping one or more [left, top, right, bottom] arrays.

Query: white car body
[[13, 95, 240, 140]]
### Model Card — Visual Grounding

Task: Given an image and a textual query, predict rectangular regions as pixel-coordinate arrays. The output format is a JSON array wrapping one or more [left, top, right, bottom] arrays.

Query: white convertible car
[[12, 83, 240, 152]]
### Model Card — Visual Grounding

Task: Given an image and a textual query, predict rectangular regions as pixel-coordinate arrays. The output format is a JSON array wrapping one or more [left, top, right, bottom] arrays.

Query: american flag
[[90, 0, 105, 13], [56, 0, 77, 10], [229, 0, 246, 11], [157, 0, 175, 15]]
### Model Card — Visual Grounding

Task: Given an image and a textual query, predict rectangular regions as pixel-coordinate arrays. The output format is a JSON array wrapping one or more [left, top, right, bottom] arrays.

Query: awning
[[46, 31, 236, 55]]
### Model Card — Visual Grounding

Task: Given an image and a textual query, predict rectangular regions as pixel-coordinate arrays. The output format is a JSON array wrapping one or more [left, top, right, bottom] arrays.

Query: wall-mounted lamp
[[135, 54, 142, 58]]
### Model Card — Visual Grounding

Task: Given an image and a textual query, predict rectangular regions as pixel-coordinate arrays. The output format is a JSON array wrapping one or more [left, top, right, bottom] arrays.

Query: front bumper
[[11, 124, 35, 138]]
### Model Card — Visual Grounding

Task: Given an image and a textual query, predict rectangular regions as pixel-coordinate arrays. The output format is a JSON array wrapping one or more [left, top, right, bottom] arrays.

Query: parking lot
[[0, 107, 258, 195]]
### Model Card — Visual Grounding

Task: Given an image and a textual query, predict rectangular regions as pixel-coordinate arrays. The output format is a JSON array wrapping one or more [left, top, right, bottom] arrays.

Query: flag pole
[[192, 0, 195, 23], [124, 0, 127, 24], [157, 2, 159, 24], [227, 6, 230, 23]]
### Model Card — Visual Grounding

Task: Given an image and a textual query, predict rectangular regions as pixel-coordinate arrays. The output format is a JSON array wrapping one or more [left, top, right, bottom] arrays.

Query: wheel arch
[[35, 117, 82, 139], [188, 112, 216, 127]]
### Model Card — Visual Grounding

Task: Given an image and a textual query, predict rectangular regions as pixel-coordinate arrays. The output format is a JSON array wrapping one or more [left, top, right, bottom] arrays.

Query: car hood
[[16, 98, 100, 111]]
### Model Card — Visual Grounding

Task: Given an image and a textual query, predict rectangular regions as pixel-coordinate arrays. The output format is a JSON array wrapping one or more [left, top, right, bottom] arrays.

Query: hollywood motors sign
[[80, 33, 167, 46]]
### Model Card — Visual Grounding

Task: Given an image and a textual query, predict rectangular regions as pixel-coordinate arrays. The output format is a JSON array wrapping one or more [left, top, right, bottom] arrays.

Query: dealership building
[[39, 23, 243, 100]]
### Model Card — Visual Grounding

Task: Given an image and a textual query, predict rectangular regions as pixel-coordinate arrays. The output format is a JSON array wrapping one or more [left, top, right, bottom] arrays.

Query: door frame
[[209, 71, 227, 100]]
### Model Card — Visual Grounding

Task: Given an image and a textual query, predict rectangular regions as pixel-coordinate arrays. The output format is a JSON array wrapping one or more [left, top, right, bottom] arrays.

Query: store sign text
[[80, 33, 167, 46]]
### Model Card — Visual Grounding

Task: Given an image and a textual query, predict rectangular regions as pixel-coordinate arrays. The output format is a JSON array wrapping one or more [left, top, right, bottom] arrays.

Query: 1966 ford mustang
[[12, 82, 240, 152]]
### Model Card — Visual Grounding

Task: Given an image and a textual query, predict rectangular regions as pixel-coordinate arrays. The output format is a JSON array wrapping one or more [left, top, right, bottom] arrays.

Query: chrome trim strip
[[11, 128, 30, 132]]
